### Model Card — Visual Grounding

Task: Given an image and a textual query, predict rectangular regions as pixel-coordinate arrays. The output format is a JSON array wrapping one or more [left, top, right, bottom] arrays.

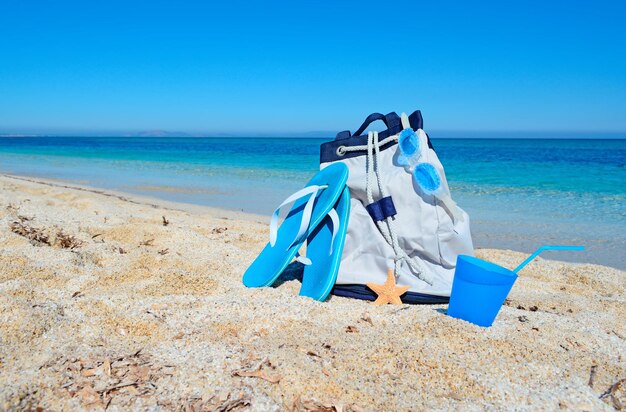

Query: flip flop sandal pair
[[242, 163, 350, 301]]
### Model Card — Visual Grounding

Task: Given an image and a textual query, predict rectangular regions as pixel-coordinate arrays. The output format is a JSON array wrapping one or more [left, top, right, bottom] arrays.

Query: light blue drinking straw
[[513, 245, 585, 273]]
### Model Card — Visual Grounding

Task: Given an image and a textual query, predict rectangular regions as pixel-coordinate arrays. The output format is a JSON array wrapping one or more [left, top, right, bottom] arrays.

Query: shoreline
[[1, 136, 624, 271], [2, 171, 623, 270], [1, 173, 269, 223], [0, 172, 624, 410]]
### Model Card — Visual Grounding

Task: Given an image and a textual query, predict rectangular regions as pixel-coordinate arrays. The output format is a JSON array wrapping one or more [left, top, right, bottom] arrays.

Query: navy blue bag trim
[[331, 284, 450, 304], [320, 110, 434, 164], [365, 196, 397, 222]]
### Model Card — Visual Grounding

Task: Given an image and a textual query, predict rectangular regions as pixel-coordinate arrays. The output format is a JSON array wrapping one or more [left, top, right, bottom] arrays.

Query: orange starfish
[[366, 269, 410, 305]]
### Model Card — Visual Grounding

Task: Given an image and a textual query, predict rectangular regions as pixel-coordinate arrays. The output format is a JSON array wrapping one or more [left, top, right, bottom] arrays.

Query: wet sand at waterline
[[0, 174, 624, 410]]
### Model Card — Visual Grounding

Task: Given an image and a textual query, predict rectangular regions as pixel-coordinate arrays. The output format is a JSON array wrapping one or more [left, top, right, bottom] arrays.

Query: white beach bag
[[319, 111, 474, 303]]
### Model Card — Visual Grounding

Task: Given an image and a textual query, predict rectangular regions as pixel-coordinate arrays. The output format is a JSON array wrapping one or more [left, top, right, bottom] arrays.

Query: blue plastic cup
[[447, 255, 518, 327]]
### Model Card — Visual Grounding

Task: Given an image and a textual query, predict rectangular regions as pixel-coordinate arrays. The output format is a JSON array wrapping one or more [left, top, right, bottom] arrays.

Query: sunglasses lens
[[398, 129, 419, 157], [413, 163, 441, 194]]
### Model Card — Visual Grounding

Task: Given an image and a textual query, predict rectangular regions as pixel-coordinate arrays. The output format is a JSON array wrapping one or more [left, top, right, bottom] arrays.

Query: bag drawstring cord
[[366, 131, 434, 285]]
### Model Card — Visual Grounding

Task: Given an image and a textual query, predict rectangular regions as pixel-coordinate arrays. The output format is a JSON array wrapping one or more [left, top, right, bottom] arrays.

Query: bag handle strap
[[333, 110, 426, 142], [353, 112, 401, 137]]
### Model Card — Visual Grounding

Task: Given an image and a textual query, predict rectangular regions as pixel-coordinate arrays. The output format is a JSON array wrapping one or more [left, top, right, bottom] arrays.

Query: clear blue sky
[[1, 1, 625, 135]]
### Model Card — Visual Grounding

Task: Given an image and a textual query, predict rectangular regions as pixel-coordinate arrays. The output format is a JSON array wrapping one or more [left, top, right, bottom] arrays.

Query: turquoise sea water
[[0, 136, 624, 269]]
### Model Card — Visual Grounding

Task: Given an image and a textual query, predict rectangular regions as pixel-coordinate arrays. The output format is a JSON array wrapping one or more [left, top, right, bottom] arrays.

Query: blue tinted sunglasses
[[395, 119, 463, 223], [396, 128, 441, 195]]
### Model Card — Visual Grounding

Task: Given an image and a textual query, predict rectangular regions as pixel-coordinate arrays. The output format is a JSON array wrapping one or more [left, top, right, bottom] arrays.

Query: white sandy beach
[[0, 174, 624, 411]]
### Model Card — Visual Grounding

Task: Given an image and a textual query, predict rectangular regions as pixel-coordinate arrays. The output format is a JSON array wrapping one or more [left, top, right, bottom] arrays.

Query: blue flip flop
[[299, 186, 350, 301], [242, 163, 349, 288]]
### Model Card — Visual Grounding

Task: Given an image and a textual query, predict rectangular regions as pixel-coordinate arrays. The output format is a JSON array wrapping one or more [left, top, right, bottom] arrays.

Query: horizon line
[[1, 129, 625, 139], [0, 131, 626, 140]]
